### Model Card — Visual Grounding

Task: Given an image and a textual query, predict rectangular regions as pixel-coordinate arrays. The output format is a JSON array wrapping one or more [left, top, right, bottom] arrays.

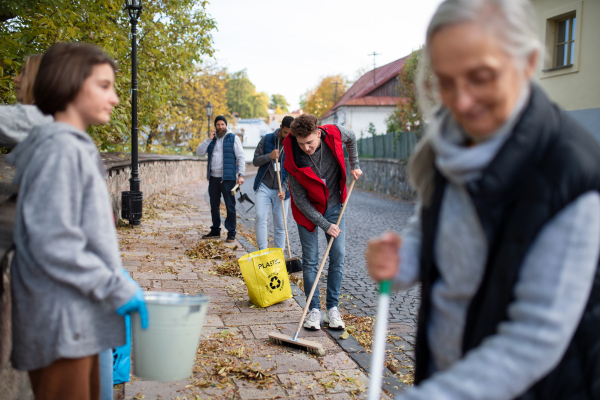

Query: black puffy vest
[[415, 84, 600, 399]]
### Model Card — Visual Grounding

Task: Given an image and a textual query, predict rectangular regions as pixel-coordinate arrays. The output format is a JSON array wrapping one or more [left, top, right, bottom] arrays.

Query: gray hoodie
[[0, 104, 53, 147], [7, 122, 137, 371]]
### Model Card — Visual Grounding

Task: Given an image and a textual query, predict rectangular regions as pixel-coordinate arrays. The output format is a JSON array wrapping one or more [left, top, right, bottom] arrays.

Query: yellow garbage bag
[[238, 248, 292, 308]]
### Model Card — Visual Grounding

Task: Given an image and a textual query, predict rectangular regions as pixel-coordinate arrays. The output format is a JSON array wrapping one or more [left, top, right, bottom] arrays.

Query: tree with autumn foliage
[[302, 74, 348, 118], [0, 0, 216, 151], [146, 62, 230, 154], [386, 49, 433, 138], [225, 69, 269, 119], [270, 94, 289, 113]]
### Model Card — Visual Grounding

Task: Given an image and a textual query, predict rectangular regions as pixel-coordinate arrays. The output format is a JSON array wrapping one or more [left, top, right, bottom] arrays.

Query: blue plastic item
[[117, 288, 149, 329], [113, 314, 131, 384]]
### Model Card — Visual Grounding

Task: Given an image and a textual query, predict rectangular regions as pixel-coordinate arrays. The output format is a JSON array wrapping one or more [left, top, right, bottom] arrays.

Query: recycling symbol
[[270, 276, 282, 290]]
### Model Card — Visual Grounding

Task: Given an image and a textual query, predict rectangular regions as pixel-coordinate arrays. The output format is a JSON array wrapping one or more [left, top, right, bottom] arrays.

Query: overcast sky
[[205, 0, 445, 110]]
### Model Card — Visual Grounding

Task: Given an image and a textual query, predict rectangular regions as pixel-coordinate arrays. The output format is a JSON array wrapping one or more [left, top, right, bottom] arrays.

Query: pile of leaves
[[192, 331, 275, 390], [144, 191, 198, 220], [343, 315, 375, 351], [186, 240, 236, 261], [215, 261, 243, 279], [185, 240, 243, 278]]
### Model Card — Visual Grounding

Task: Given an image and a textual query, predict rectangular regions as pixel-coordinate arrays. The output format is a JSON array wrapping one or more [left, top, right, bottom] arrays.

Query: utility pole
[[368, 52, 381, 86], [333, 80, 341, 103]]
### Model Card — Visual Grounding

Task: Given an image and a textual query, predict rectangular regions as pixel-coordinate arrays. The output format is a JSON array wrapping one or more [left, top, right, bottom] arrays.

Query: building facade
[[320, 55, 410, 136], [531, 0, 600, 138]]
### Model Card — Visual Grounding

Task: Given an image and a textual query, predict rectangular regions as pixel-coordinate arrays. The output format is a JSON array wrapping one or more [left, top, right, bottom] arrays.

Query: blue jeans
[[255, 183, 290, 250], [99, 348, 113, 400], [298, 203, 345, 310]]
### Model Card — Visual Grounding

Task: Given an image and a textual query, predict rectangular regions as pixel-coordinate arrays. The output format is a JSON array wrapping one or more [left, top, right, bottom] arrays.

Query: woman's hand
[[366, 232, 402, 282], [350, 169, 362, 180]]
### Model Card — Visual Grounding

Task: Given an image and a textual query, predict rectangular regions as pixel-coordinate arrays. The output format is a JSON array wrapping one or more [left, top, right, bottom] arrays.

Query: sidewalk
[[117, 180, 395, 400]]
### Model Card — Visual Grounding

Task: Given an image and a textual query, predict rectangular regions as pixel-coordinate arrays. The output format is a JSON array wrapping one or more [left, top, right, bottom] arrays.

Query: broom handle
[[293, 178, 357, 339], [275, 161, 293, 259]]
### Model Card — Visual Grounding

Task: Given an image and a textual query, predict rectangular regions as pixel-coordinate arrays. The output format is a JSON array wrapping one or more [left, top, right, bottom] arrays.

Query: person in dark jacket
[[252, 116, 293, 250], [196, 116, 245, 242], [366, 0, 600, 399], [283, 114, 362, 331]]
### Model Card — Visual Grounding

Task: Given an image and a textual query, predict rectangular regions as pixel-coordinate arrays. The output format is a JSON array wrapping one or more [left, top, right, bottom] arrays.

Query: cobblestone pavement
[[117, 180, 393, 400], [234, 176, 420, 368]]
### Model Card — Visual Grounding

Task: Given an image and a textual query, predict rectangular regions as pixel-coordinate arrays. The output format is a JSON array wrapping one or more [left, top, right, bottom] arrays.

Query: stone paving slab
[[118, 180, 396, 399]]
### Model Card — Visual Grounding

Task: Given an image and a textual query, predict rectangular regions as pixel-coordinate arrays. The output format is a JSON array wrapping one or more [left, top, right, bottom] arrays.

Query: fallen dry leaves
[[190, 330, 275, 392]]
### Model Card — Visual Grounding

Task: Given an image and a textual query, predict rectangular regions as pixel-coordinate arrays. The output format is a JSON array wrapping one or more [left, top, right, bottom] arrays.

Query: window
[[539, 1, 582, 78], [554, 14, 576, 68]]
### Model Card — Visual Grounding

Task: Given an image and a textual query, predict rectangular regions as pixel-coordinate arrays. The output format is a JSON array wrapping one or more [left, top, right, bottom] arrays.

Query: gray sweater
[[394, 94, 600, 399], [0, 104, 53, 147], [7, 122, 138, 371], [288, 125, 359, 232]]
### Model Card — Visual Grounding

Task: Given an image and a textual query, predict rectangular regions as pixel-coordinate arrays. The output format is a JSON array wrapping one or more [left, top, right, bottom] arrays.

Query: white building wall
[[320, 106, 396, 137]]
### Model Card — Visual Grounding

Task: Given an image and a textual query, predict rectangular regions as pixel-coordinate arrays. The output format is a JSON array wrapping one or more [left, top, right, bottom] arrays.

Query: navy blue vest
[[253, 133, 289, 199], [206, 133, 237, 181]]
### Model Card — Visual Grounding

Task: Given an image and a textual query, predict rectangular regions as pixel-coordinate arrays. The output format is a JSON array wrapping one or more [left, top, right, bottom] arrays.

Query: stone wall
[[103, 153, 258, 221], [345, 158, 417, 201]]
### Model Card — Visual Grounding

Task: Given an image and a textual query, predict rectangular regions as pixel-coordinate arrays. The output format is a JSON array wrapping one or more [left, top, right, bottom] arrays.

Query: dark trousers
[[208, 176, 237, 236]]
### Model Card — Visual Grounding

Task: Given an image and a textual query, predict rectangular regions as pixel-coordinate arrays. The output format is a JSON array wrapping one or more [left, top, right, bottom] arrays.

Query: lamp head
[[205, 101, 213, 117], [125, 0, 142, 20]]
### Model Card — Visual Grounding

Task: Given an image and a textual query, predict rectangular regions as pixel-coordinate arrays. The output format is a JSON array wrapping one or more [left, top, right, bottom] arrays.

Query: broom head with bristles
[[268, 331, 325, 356], [285, 257, 302, 274]]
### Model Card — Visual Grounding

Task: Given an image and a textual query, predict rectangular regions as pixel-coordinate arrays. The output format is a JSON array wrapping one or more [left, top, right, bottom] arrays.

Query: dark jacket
[[416, 84, 600, 399], [253, 132, 290, 199]]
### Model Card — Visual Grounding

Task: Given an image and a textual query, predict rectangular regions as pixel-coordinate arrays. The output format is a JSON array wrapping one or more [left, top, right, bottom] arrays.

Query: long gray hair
[[409, 0, 541, 205]]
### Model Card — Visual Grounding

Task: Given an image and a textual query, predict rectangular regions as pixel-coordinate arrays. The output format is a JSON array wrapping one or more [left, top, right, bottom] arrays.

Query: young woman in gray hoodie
[[7, 43, 148, 400]]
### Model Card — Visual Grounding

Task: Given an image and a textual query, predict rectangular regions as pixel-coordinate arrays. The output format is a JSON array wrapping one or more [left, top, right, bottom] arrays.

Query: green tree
[[0, 0, 216, 150], [225, 69, 268, 119], [270, 94, 289, 113], [146, 62, 230, 154], [386, 48, 433, 138], [368, 122, 377, 136], [303, 74, 347, 118]]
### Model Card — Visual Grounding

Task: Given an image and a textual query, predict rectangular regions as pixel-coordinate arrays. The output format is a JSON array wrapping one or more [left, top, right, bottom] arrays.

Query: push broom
[[269, 178, 357, 356], [367, 280, 392, 400], [274, 161, 302, 274]]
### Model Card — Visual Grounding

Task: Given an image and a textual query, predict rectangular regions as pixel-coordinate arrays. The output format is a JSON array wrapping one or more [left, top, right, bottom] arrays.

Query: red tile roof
[[343, 96, 401, 106], [322, 53, 412, 119]]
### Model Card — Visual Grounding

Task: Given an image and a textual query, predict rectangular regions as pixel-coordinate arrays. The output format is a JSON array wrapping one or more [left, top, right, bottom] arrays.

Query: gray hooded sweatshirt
[[7, 122, 137, 371], [0, 104, 53, 147]]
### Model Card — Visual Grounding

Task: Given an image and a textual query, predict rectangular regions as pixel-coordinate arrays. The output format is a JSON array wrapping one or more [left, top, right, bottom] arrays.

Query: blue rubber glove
[[117, 285, 149, 330], [122, 267, 136, 284]]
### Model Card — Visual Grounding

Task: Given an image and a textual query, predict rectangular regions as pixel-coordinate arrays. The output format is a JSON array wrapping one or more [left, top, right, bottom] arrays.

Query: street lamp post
[[205, 101, 213, 137], [121, 0, 143, 226]]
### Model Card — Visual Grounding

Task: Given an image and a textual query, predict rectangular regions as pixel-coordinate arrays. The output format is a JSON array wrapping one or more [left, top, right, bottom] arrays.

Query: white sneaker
[[303, 308, 322, 330], [324, 307, 345, 330]]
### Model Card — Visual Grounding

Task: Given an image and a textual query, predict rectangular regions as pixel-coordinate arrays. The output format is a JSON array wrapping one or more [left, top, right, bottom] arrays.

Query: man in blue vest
[[252, 116, 293, 250], [196, 116, 245, 242]]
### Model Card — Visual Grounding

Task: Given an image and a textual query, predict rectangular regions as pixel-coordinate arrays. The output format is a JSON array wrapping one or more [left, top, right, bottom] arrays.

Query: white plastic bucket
[[131, 291, 210, 381]]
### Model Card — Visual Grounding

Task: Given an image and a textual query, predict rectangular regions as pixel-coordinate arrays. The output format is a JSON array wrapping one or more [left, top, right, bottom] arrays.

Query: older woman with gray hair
[[366, 0, 600, 399]]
